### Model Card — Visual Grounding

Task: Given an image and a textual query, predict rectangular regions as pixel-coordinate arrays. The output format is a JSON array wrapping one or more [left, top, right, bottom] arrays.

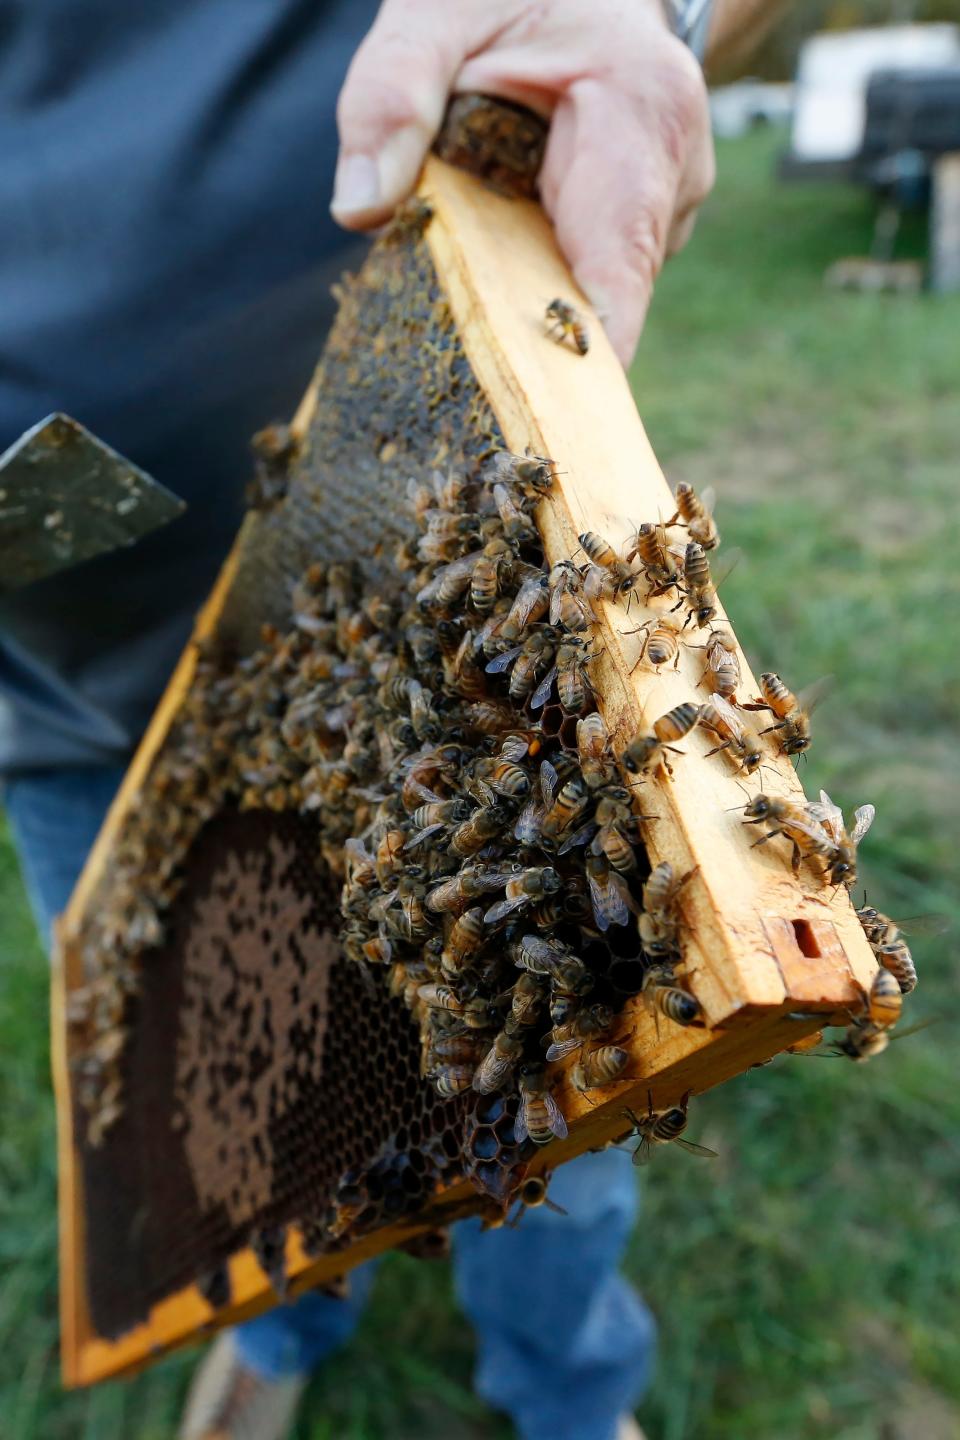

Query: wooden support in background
[[54, 152, 877, 1387]]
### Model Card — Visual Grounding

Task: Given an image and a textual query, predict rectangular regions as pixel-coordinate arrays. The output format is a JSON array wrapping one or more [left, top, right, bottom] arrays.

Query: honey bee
[[621, 701, 701, 777], [472, 1026, 526, 1093], [508, 1174, 569, 1225], [470, 538, 515, 614], [855, 904, 943, 994], [748, 672, 831, 757], [739, 794, 834, 875], [492, 482, 537, 544], [805, 790, 875, 889], [695, 627, 740, 700], [478, 752, 532, 799], [627, 613, 683, 671], [667, 481, 720, 550], [484, 866, 562, 924], [681, 542, 719, 628], [427, 863, 518, 915], [576, 712, 615, 791], [510, 971, 548, 1027], [550, 638, 598, 714], [512, 934, 592, 994], [541, 766, 590, 845], [584, 850, 633, 930], [545, 297, 589, 355], [638, 863, 697, 960], [432, 1064, 478, 1097], [591, 790, 638, 873], [642, 966, 701, 1026], [626, 521, 683, 596], [624, 1092, 717, 1164], [449, 803, 512, 857], [486, 629, 557, 702], [697, 695, 764, 775], [571, 1044, 630, 1090], [440, 907, 486, 976], [548, 560, 592, 632], [407, 799, 471, 850], [838, 969, 903, 1061], [545, 1001, 614, 1061], [579, 532, 639, 606], [499, 574, 551, 642], [483, 449, 556, 497], [515, 1062, 568, 1145], [466, 699, 522, 733], [417, 982, 465, 1012]]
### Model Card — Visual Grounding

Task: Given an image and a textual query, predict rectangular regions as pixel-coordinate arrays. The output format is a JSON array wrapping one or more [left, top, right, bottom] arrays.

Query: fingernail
[[331, 153, 381, 220]]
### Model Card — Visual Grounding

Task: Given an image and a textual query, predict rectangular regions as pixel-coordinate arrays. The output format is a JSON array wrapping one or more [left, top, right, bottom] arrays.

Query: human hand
[[331, 0, 715, 365]]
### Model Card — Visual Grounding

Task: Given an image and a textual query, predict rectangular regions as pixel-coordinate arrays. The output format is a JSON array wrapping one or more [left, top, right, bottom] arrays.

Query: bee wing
[[700, 485, 717, 517], [632, 1136, 653, 1167], [674, 1139, 719, 1159], [851, 804, 876, 846], [513, 1097, 530, 1144], [518, 934, 562, 963], [486, 645, 523, 675], [796, 674, 834, 717], [812, 790, 845, 843], [539, 758, 558, 806], [609, 871, 638, 920], [513, 575, 549, 628], [896, 913, 950, 938], [544, 1093, 569, 1140], [545, 1035, 583, 1062], [514, 798, 543, 846], [404, 825, 444, 850], [559, 821, 597, 855], [786, 811, 833, 846], [530, 666, 558, 710], [484, 895, 528, 924]]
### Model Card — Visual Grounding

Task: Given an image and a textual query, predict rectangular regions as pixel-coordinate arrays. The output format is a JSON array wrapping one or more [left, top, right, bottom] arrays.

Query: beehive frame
[[53, 147, 878, 1387]]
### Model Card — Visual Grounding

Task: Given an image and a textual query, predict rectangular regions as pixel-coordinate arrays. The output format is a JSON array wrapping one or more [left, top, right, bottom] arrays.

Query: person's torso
[[0, 0, 375, 771]]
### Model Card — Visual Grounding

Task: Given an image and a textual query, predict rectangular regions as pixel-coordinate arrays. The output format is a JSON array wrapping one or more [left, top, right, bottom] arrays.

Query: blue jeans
[[5, 765, 655, 1440]]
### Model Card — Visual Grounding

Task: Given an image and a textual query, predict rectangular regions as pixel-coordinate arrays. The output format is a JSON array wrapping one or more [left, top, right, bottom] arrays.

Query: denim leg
[[234, 1263, 376, 1381], [452, 1147, 655, 1440], [3, 765, 126, 947]]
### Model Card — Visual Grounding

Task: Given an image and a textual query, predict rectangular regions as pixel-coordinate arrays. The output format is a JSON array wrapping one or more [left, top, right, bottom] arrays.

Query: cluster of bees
[[69, 434, 921, 1191]]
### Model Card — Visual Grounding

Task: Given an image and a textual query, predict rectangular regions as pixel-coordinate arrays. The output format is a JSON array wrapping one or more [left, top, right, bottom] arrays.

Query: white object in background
[[710, 80, 794, 139], [791, 24, 960, 164]]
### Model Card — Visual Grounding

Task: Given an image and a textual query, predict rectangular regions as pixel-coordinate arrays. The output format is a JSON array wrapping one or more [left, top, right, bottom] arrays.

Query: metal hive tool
[[53, 99, 883, 1386]]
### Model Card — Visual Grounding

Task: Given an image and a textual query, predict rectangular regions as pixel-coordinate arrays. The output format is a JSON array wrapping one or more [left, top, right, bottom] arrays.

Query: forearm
[[704, 0, 790, 78]]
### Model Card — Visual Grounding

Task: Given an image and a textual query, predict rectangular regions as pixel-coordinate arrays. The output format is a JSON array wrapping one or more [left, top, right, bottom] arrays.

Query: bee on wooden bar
[[747, 672, 831, 758], [579, 532, 639, 606], [509, 1174, 569, 1225], [739, 794, 834, 876], [642, 965, 701, 1027], [695, 627, 740, 701], [545, 1001, 614, 1061], [626, 613, 683, 671], [667, 481, 720, 550], [571, 1045, 630, 1090], [697, 695, 764, 775], [621, 702, 701, 777], [805, 790, 875, 889], [545, 297, 589, 355], [516, 1062, 568, 1144], [681, 541, 719, 628], [838, 969, 903, 1062], [855, 903, 943, 994], [576, 712, 615, 791], [499, 575, 550, 643], [483, 449, 556, 497], [626, 521, 683, 597], [624, 1092, 717, 1164]]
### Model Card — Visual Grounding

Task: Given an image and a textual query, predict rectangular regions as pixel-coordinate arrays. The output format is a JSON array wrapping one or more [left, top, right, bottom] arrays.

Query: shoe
[[616, 1416, 648, 1440], [178, 1332, 306, 1440]]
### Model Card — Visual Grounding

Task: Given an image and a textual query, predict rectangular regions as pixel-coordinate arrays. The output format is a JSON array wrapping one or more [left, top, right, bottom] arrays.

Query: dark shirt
[[0, 0, 375, 772]]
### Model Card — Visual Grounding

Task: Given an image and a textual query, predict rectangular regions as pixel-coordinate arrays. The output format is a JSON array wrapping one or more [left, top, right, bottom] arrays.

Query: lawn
[[1, 126, 958, 1440]]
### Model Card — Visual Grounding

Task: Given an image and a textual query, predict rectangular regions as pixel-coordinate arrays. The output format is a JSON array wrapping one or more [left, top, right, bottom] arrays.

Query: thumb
[[332, 4, 466, 230]]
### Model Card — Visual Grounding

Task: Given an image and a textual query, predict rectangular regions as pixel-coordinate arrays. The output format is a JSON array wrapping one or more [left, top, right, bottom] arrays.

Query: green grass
[[2, 126, 958, 1438]]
